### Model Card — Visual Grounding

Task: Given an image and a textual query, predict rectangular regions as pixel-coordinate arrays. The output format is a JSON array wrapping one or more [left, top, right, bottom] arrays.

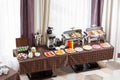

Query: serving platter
[[100, 42, 111, 48], [54, 50, 65, 55], [44, 51, 55, 57], [83, 45, 92, 50], [92, 44, 101, 49], [65, 48, 76, 53]]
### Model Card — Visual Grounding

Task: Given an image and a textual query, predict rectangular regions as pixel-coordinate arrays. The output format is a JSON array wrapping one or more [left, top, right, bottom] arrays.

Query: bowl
[[60, 45, 66, 49], [55, 47, 60, 50], [35, 52, 40, 57]]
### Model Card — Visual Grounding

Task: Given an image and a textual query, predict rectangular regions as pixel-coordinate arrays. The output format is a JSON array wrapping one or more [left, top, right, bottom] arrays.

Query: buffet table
[[0, 66, 20, 80], [13, 43, 114, 74]]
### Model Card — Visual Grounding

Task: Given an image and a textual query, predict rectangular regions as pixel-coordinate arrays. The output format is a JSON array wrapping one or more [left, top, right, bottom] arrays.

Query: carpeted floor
[[20, 61, 120, 80]]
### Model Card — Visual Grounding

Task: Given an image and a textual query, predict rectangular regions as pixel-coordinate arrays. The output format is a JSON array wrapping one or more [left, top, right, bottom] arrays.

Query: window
[[49, 0, 91, 38]]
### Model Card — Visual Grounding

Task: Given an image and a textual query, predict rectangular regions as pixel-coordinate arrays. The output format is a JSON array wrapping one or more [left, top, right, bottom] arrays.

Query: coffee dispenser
[[47, 27, 56, 50]]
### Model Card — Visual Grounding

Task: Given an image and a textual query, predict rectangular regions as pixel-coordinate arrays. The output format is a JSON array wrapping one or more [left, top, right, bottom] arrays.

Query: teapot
[[28, 52, 33, 58]]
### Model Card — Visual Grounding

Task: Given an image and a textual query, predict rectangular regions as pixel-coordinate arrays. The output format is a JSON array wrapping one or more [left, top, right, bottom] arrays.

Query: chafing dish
[[84, 27, 106, 42], [62, 29, 84, 45]]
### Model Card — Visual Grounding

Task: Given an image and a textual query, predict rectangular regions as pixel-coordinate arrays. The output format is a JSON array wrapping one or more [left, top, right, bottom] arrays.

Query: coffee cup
[[28, 52, 33, 58], [0, 69, 2, 75], [2, 68, 9, 74]]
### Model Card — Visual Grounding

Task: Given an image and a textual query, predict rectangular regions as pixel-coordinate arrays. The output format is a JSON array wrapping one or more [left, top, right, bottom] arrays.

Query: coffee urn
[[47, 27, 56, 50]]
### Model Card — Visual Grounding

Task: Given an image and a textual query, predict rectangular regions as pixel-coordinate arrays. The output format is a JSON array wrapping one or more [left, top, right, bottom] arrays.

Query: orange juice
[[67, 40, 74, 48], [31, 47, 36, 54]]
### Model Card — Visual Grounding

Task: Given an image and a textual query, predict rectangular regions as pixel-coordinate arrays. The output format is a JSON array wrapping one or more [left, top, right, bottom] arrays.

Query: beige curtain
[[102, 0, 120, 60], [34, 0, 50, 45]]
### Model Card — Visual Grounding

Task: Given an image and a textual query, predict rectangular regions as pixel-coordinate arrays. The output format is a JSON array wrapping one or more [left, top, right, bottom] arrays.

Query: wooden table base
[[27, 70, 57, 80], [71, 62, 100, 73]]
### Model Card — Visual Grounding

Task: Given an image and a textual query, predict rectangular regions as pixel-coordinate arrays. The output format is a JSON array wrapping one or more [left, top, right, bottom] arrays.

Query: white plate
[[75, 47, 83, 52], [83, 45, 92, 50]]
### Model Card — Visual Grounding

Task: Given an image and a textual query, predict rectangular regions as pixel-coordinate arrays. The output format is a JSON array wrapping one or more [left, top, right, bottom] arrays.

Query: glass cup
[[31, 47, 36, 54], [2, 68, 9, 74]]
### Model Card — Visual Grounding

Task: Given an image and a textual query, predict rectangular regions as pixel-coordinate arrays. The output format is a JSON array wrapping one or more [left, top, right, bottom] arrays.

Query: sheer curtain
[[49, 0, 91, 38], [34, 0, 50, 45], [0, 0, 20, 57], [0, 0, 20, 70], [102, 0, 120, 61]]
